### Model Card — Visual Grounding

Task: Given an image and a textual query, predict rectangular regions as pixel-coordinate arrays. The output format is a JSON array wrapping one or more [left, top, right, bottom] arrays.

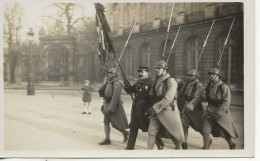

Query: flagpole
[[115, 22, 136, 69], [113, 51, 134, 101]]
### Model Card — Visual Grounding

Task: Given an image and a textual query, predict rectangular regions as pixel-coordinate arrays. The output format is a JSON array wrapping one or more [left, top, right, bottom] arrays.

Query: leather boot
[[227, 139, 236, 149], [202, 135, 212, 149], [182, 128, 188, 150], [99, 125, 111, 145], [170, 135, 181, 149], [99, 139, 111, 145], [182, 142, 188, 150], [155, 135, 164, 150], [122, 131, 129, 143]]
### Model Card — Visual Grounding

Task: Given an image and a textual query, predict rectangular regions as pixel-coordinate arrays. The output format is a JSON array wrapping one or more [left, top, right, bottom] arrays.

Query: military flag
[[95, 3, 115, 68]]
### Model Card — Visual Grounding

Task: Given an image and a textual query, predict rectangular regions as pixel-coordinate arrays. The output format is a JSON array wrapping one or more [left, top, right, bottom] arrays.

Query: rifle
[[217, 17, 236, 67], [166, 25, 181, 63], [195, 19, 215, 70], [162, 3, 174, 60], [115, 22, 136, 68]]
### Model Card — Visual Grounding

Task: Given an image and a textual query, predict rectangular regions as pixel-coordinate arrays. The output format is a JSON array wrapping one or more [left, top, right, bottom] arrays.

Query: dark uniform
[[125, 73, 164, 150], [180, 69, 204, 149], [201, 68, 238, 149]]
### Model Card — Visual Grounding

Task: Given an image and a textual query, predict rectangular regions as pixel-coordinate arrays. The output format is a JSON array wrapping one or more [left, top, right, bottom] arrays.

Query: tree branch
[[71, 17, 84, 26]]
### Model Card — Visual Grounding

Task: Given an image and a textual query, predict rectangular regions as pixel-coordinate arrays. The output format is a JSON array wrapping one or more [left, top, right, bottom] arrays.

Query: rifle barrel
[[162, 3, 174, 60], [115, 22, 136, 69], [195, 20, 215, 69], [166, 25, 181, 63], [217, 17, 236, 67]]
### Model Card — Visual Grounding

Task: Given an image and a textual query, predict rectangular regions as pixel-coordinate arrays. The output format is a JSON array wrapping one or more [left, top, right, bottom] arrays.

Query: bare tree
[[43, 3, 85, 35], [4, 3, 23, 83]]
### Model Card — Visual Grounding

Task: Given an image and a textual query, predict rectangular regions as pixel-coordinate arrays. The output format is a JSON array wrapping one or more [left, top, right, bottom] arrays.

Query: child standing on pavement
[[80, 80, 95, 115]]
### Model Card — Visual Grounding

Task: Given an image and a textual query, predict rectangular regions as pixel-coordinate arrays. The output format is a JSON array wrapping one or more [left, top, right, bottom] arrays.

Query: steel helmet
[[187, 69, 198, 77], [154, 60, 168, 69], [107, 67, 117, 75], [208, 68, 221, 77]]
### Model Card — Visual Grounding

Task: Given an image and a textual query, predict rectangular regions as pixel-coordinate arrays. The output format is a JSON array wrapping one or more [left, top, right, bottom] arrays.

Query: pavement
[[3, 88, 244, 155]]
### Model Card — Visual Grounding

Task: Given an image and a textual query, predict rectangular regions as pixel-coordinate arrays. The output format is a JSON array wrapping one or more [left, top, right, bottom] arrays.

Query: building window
[[140, 43, 151, 67], [216, 33, 240, 84], [186, 36, 202, 70], [114, 13, 119, 31]]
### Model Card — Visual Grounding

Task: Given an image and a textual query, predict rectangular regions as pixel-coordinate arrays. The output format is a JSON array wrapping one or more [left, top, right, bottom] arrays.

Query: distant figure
[[80, 80, 94, 115]]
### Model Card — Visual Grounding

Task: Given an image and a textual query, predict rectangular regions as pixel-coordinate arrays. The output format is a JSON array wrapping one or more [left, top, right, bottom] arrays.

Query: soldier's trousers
[[202, 114, 235, 149], [181, 113, 191, 142], [147, 116, 181, 149], [126, 122, 163, 150]]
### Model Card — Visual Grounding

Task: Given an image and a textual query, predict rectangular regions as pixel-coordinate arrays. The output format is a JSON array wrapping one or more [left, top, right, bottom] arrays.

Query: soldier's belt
[[208, 101, 221, 107]]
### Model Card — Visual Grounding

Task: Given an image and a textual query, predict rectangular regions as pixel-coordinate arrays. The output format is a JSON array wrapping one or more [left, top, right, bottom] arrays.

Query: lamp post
[[27, 27, 35, 95]]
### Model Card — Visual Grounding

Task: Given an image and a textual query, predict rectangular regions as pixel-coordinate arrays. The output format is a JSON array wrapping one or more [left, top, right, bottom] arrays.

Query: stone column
[[14, 54, 22, 83]]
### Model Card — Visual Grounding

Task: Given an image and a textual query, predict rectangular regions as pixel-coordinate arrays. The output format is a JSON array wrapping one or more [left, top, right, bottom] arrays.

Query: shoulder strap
[[163, 77, 171, 92], [205, 81, 211, 96], [217, 82, 231, 95], [192, 82, 199, 96]]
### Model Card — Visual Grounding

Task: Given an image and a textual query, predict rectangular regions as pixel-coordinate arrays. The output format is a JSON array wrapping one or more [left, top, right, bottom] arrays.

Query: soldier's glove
[[124, 80, 132, 94], [107, 109, 113, 116], [185, 103, 194, 111], [98, 88, 104, 97], [144, 108, 156, 119], [201, 91, 207, 101], [124, 86, 131, 94]]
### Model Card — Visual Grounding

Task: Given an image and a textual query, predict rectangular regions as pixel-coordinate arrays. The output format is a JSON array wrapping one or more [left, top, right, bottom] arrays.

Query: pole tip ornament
[[208, 68, 221, 77], [154, 60, 168, 69]]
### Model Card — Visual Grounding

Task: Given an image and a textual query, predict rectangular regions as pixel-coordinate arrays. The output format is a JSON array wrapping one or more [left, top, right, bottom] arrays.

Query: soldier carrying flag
[[95, 3, 129, 145]]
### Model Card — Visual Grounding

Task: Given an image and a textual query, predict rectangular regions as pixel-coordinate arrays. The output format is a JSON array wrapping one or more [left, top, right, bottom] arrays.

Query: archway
[[42, 45, 69, 81]]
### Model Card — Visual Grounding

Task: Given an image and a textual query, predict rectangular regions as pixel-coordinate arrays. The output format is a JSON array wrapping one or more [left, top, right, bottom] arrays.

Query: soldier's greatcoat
[[151, 73, 185, 142], [180, 79, 204, 132], [102, 77, 129, 131], [204, 80, 238, 138]]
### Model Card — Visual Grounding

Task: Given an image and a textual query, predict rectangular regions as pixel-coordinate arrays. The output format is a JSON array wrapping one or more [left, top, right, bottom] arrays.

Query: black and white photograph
[[0, 0, 255, 158]]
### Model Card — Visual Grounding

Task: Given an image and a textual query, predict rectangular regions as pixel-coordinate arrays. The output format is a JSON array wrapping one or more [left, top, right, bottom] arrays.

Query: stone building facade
[[106, 3, 244, 90]]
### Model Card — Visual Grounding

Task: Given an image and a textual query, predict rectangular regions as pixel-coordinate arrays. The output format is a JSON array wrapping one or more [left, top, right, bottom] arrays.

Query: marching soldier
[[180, 69, 204, 149], [98, 67, 129, 145], [201, 68, 238, 149], [124, 65, 164, 150], [145, 60, 185, 149]]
